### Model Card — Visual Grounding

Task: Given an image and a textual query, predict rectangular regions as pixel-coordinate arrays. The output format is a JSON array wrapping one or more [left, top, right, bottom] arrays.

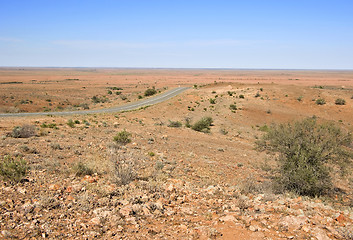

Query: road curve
[[0, 87, 190, 117]]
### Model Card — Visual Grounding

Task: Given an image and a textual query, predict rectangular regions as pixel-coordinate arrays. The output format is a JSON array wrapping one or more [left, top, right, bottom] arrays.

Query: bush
[[0, 155, 28, 183], [229, 103, 237, 111], [144, 88, 157, 96], [113, 130, 131, 145], [11, 125, 36, 138], [257, 118, 352, 196], [168, 120, 182, 128], [315, 98, 326, 105], [192, 117, 213, 133], [335, 98, 346, 105], [209, 98, 216, 104], [67, 119, 75, 128], [239, 94, 245, 99], [73, 162, 94, 176]]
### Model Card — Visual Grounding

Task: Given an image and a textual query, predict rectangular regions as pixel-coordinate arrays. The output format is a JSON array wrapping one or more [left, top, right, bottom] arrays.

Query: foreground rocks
[[1, 166, 352, 239]]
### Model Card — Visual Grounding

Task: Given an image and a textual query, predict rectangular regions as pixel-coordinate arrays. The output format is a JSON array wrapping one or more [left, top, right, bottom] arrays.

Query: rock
[[249, 225, 257, 232], [90, 217, 101, 225], [120, 206, 132, 217], [335, 214, 346, 223], [21, 202, 34, 214], [219, 215, 236, 222], [279, 215, 308, 230], [313, 227, 330, 240], [1, 230, 12, 238], [142, 206, 151, 216], [49, 184, 60, 191], [17, 187, 26, 194], [82, 175, 96, 183], [181, 207, 194, 215]]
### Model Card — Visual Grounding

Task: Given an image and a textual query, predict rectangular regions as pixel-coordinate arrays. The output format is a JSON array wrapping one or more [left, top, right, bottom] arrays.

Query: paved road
[[0, 87, 190, 117]]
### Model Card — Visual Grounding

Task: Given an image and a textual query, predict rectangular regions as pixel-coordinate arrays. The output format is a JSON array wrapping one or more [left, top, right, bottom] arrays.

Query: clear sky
[[1, 0, 352, 69]]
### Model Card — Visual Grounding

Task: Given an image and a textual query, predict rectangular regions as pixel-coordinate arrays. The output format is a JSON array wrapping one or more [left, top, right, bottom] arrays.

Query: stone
[[219, 215, 236, 222], [48, 184, 60, 191], [279, 215, 308, 230], [249, 225, 257, 232], [313, 228, 330, 240], [90, 217, 101, 225], [335, 214, 346, 223], [120, 206, 132, 217]]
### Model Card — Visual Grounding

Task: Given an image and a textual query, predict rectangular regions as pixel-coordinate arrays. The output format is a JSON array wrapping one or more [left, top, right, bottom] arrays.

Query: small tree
[[257, 118, 352, 196]]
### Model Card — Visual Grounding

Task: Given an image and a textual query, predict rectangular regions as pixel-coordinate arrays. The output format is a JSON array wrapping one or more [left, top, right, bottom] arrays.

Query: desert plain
[[0, 67, 352, 239]]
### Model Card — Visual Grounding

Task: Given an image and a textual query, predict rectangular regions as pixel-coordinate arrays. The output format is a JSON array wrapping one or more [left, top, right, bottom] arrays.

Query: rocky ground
[[0, 72, 353, 239]]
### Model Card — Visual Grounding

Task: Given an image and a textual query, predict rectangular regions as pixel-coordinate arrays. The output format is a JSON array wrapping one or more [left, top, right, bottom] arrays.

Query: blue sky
[[0, 0, 352, 69]]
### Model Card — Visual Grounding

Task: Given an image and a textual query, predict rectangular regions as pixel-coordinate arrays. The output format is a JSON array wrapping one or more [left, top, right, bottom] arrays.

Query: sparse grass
[[11, 125, 36, 138], [315, 98, 326, 105], [191, 117, 213, 133], [257, 118, 352, 196], [0, 155, 28, 183], [168, 120, 182, 128], [41, 123, 58, 129], [113, 129, 131, 145], [220, 128, 228, 135], [73, 162, 94, 176]]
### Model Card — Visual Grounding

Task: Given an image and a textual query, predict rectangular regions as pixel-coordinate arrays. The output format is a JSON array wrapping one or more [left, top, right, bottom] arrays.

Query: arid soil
[[0, 68, 353, 239]]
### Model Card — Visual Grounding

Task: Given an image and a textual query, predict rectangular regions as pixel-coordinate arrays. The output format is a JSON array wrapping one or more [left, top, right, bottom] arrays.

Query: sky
[[0, 0, 353, 69]]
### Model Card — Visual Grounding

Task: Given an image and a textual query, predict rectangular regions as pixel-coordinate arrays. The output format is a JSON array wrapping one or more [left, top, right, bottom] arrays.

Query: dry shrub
[[0, 155, 28, 183], [108, 146, 139, 186], [11, 125, 36, 138]]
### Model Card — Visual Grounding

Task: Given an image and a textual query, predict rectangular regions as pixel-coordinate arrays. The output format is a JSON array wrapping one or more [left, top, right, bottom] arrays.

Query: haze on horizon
[[1, 0, 352, 69]]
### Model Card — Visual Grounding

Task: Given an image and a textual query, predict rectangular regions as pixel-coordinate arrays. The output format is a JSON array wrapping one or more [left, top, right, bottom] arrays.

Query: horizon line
[[1, 66, 353, 71]]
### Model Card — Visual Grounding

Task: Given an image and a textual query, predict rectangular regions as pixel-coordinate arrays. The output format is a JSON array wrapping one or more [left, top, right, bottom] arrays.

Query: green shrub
[[257, 118, 352, 196], [315, 98, 326, 105], [192, 117, 213, 133], [144, 88, 157, 96], [67, 119, 75, 128], [335, 98, 346, 105], [209, 98, 216, 104], [11, 125, 36, 138], [113, 130, 131, 145], [239, 94, 245, 99], [0, 155, 28, 183], [255, 92, 260, 98], [229, 104, 237, 111], [168, 120, 182, 128], [297, 96, 303, 102]]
